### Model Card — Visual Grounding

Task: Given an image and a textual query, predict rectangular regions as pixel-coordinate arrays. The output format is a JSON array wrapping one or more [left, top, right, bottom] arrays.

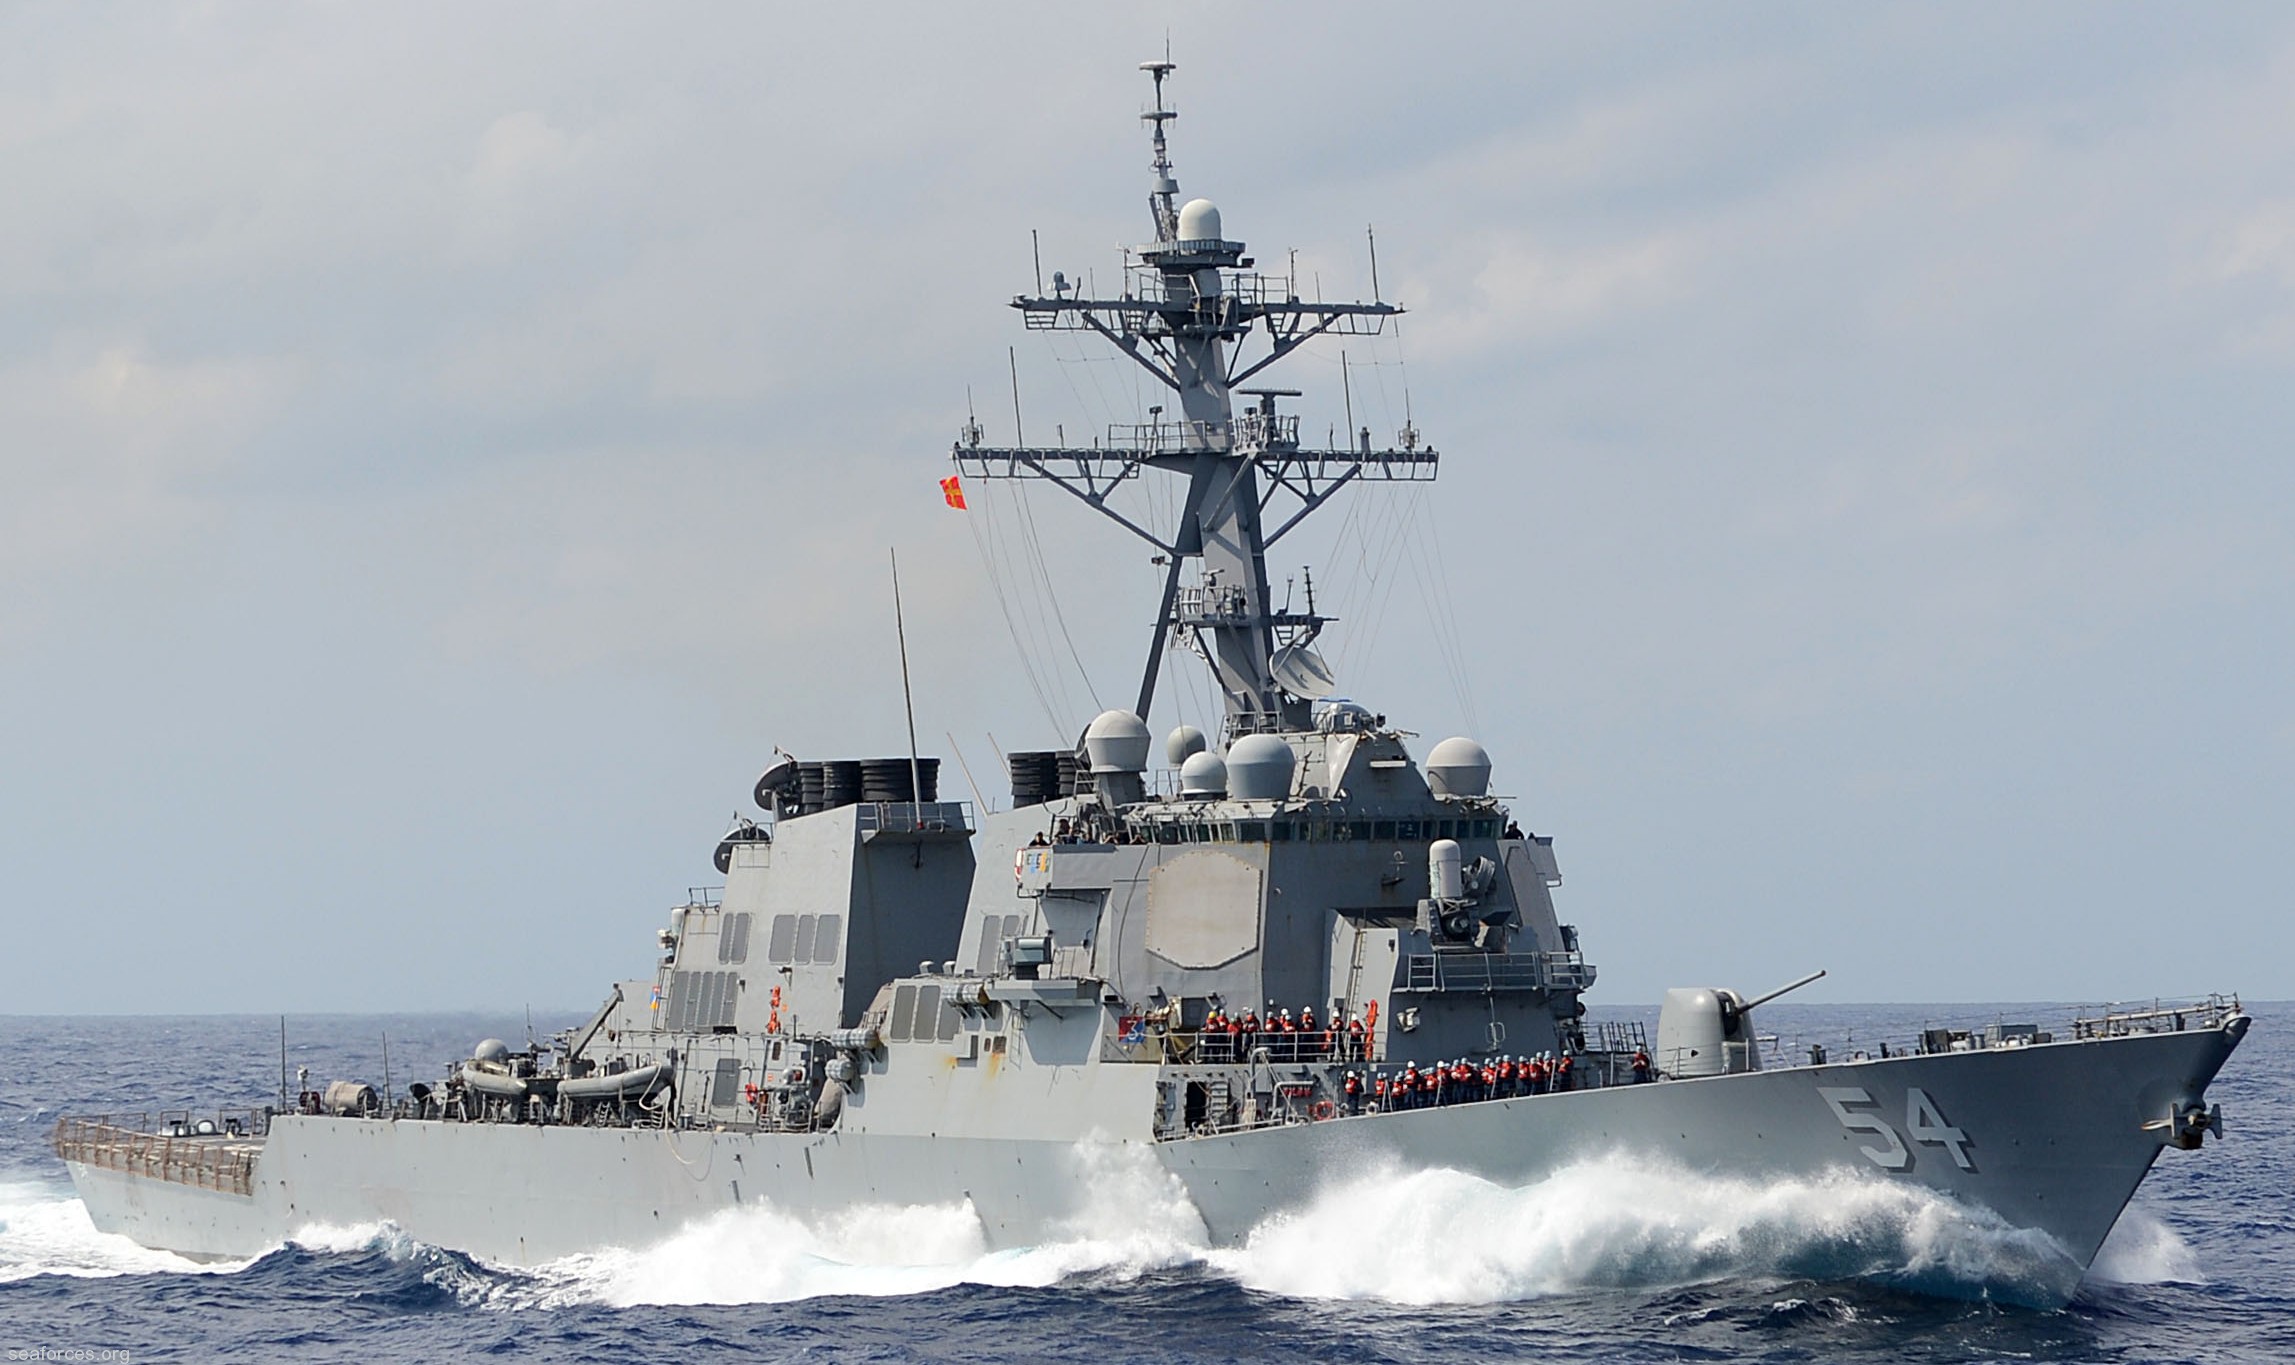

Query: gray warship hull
[[64, 1010, 2245, 1306]]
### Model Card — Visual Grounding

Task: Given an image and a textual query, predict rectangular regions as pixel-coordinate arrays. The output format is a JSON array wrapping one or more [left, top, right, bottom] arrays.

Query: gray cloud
[[2, 4, 2289, 1012]]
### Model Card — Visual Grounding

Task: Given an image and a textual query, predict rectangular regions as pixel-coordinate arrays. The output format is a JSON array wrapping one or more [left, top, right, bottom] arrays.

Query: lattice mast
[[954, 61, 1437, 736]]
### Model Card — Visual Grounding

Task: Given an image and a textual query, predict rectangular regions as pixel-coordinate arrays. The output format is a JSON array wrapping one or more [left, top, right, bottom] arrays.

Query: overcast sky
[[3, 5, 2289, 1013]]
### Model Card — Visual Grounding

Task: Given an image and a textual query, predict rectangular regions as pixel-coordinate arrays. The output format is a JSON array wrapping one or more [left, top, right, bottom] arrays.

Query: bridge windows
[[1126, 813, 1499, 844]]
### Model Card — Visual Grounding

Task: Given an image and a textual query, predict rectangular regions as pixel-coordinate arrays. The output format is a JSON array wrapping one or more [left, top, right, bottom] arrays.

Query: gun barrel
[[1741, 969, 1827, 1013]]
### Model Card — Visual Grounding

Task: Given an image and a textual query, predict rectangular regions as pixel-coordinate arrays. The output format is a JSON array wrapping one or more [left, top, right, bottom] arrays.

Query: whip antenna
[[892, 549, 925, 859]]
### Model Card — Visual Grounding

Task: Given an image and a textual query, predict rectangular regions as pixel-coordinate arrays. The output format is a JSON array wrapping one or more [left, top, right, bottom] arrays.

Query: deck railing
[[1401, 951, 1595, 994], [52, 1114, 263, 1198], [2069, 993, 2242, 1041]]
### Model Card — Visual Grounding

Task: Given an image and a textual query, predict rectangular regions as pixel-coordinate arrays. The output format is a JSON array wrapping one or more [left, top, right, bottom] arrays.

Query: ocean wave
[[1211, 1155, 2085, 1305], [0, 1179, 249, 1283], [2087, 1209, 2204, 1286], [501, 1149, 2089, 1309], [513, 1139, 1211, 1307]]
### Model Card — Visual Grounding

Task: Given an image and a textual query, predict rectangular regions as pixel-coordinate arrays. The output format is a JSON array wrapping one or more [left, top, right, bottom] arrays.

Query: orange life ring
[[1311, 1099, 1336, 1121]]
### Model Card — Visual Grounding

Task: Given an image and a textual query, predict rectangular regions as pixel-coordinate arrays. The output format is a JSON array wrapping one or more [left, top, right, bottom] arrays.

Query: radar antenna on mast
[[1141, 58, 1180, 242], [952, 61, 1438, 737]]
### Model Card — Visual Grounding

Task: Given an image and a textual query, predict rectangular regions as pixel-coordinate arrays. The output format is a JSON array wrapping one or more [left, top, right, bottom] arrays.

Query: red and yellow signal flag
[[941, 474, 968, 510]]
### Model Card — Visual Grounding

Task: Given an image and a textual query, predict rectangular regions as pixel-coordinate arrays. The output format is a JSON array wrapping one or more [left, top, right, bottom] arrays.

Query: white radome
[[1179, 749, 1228, 797], [1425, 736, 1493, 798], [1225, 734, 1297, 800], [1083, 709, 1152, 774], [1164, 724, 1208, 766], [1177, 197, 1222, 242]]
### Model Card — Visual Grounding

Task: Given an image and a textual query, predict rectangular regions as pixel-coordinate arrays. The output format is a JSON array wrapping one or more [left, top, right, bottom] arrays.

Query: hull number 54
[[1818, 1086, 1975, 1172]]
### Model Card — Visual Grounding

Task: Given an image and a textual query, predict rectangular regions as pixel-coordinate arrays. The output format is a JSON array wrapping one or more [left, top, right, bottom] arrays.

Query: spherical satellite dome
[[1179, 750, 1228, 798], [1164, 723, 1208, 767], [1083, 709, 1152, 774], [474, 1038, 510, 1065], [1177, 197, 1223, 242], [1226, 734, 1297, 800], [1425, 736, 1493, 798]]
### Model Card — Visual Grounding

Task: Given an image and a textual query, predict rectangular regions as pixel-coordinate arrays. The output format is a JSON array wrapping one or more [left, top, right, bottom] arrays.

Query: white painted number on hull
[[1819, 1087, 1910, 1170], [1906, 1087, 1975, 1170], [1819, 1086, 1977, 1173]]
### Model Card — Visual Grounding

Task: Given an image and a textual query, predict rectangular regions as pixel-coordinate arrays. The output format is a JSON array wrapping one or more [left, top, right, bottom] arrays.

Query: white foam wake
[[2088, 1208, 2204, 1285], [509, 1148, 2129, 1309], [1210, 1155, 2090, 1304], [517, 1139, 1211, 1307], [0, 1180, 433, 1283], [0, 1179, 248, 1282]]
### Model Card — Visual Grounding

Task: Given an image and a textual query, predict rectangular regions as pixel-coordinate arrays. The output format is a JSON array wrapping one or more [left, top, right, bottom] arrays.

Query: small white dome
[[1164, 724, 1208, 766], [1429, 839, 1464, 901], [1177, 197, 1223, 242], [1083, 709, 1152, 773], [1225, 734, 1297, 800], [1425, 736, 1493, 798], [1179, 750, 1228, 798]]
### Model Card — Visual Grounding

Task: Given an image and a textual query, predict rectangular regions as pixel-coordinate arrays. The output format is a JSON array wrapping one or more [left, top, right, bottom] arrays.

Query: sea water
[[2, 1004, 2288, 1363]]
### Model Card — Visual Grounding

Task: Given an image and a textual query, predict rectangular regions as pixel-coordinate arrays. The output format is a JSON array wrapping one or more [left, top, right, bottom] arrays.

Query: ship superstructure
[[56, 63, 2247, 1309]]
